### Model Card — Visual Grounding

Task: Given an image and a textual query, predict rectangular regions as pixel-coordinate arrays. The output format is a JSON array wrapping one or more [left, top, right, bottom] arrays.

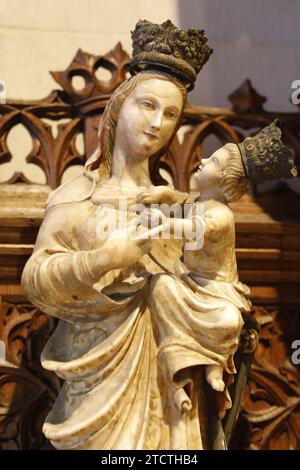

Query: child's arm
[[203, 205, 233, 242], [140, 207, 205, 242]]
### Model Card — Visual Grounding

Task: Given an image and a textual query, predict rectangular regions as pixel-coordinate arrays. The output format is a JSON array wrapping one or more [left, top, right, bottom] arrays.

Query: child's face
[[194, 147, 228, 191]]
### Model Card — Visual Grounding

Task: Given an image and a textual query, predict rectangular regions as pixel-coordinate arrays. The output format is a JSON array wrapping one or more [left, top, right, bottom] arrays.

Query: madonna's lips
[[144, 132, 158, 140]]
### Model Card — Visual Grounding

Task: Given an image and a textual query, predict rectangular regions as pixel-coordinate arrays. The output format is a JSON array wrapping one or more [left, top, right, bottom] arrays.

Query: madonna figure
[[22, 20, 216, 450]]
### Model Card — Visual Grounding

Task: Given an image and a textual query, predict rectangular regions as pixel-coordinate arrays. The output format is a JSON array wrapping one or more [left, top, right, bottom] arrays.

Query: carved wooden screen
[[0, 45, 300, 450]]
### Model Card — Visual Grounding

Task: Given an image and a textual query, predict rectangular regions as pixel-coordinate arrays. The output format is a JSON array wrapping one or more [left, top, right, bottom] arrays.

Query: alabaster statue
[[21, 20, 297, 450]]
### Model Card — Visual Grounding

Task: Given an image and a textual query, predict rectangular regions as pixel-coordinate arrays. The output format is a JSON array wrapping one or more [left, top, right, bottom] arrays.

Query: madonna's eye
[[140, 100, 154, 110], [166, 111, 176, 120]]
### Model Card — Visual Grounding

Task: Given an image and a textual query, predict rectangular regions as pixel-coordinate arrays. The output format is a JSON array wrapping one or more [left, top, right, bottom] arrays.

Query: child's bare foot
[[174, 387, 192, 413], [206, 365, 225, 392]]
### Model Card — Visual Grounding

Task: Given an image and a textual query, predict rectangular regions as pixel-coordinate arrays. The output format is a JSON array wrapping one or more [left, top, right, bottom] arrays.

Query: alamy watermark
[[291, 80, 300, 105], [0, 80, 6, 104], [0, 340, 6, 363], [95, 200, 205, 251], [291, 339, 300, 365], [285, 83, 300, 366]]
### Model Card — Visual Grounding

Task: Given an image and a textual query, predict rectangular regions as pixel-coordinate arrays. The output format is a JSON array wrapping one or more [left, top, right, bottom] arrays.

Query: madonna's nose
[[150, 111, 163, 131]]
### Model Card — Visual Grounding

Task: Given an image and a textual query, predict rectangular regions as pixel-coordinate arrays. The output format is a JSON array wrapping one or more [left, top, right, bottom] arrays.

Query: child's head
[[195, 143, 249, 202], [195, 121, 297, 203]]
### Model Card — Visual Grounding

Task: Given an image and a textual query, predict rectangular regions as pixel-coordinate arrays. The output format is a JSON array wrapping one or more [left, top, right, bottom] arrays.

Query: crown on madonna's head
[[129, 20, 213, 91]]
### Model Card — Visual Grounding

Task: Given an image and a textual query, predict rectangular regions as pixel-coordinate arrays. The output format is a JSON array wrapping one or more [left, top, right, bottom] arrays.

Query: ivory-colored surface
[[22, 75, 251, 449]]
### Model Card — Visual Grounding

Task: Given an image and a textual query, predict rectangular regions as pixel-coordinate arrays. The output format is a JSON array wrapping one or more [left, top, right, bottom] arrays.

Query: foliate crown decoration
[[130, 20, 213, 90], [238, 119, 298, 185]]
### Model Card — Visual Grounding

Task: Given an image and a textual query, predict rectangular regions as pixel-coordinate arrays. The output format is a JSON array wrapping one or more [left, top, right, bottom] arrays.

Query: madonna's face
[[115, 78, 184, 161]]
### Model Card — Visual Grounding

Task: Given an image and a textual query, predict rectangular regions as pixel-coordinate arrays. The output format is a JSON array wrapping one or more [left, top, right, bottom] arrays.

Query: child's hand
[[137, 186, 176, 205]]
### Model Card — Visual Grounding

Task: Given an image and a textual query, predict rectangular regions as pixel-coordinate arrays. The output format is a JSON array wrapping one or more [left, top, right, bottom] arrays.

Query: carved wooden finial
[[50, 44, 131, 102], [228, 79, 266, 113]]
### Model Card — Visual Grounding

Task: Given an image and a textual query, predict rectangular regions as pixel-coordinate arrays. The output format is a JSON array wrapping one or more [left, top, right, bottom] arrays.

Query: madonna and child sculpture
[[21, 20, 297, 450]]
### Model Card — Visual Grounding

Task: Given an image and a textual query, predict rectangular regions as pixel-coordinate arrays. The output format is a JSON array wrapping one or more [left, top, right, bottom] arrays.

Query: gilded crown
[[130, 20, 213, 90], [238, 119, 297, 185]]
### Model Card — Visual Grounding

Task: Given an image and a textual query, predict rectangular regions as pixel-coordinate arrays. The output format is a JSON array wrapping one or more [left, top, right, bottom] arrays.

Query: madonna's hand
[[103, 220, 167, 269]]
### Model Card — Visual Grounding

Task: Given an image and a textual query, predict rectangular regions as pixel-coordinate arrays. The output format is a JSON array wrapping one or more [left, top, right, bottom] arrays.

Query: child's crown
[[238, 120, 297, 184]]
